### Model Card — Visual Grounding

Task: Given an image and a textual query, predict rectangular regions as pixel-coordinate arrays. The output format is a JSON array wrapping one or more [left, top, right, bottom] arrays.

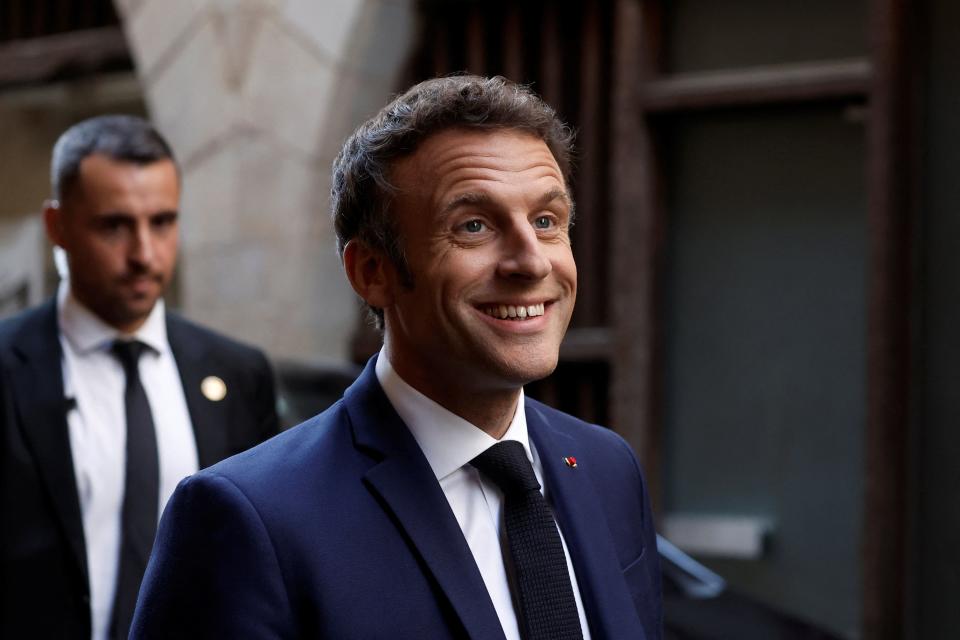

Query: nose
[[496, 221, 552, 281], [129, 223, 155, 268]]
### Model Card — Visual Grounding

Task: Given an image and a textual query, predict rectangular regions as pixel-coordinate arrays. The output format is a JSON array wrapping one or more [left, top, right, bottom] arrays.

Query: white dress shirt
[[57, 282, 199, 640], [375, 351, 592, 640]]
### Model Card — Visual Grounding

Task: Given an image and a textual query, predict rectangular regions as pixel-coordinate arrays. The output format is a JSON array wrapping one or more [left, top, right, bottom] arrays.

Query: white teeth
[[484, 303, 547, 320]]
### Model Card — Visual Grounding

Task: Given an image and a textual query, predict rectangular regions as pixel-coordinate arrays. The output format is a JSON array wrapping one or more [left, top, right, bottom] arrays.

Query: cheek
[[150, 235, 178, 270], [444, 250, 494, 285], [552, 248, 578, 287], [427, 254, 481, 294], [70, 247, 114, 287], [85, 242, 124, 271]]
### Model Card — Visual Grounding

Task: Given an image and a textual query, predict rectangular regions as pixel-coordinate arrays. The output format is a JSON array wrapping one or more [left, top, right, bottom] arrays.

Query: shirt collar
[[57, 280, 169, 356], [375, 348, 532, 481]]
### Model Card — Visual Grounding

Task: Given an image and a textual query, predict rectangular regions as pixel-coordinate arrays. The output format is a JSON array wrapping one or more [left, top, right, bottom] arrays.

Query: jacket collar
[[8, 298, 88, 585], [344, 357, 646, 639], [373, 350, 533, 482], [527, 403, 647, 640], [165, 313, 227, 467], [345, 356, 507, 640]]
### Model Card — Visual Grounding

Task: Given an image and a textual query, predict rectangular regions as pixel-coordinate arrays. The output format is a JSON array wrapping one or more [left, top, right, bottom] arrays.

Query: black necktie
[[109, 339, 160, 640], [471, 441, 584, 640]]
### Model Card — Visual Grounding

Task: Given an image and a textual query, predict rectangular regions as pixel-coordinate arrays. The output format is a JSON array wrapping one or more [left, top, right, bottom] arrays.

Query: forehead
[[72, 154, 179, 207], [390, 128, 567, 211]]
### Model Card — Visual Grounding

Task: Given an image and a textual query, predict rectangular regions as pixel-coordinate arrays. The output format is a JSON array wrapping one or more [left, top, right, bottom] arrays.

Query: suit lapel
[[527, 404, 647, 640], [166, 314, 227, 467], [9, 300, 88, 580], [346, 359, 506, 640]]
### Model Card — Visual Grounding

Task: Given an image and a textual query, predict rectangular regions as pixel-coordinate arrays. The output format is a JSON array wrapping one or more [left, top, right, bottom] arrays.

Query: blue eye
[[464, 220, 485, 233], [534, 216, 553, 229]]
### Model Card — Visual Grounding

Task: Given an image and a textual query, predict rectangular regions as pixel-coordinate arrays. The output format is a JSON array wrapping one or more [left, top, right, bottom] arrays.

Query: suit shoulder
[[0, 312, 24, 349], [202, 400, 349, 483], [0, 301, 56, 355]]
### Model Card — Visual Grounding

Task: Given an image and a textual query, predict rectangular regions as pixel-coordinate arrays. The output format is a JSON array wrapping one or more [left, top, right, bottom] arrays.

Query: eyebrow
[[439, 188, 573, 219], [93, 209, 179, 218], [536, 188, 573, 211]]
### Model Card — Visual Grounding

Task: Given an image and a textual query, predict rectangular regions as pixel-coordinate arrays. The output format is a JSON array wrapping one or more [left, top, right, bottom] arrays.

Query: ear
[[43, 199, 67, 248], [342, 239, 399, 310]]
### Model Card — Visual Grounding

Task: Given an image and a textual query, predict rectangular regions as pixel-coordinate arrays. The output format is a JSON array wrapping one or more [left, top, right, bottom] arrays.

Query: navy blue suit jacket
[[132, 356, 662, 639], [0, 299, 279, 639]]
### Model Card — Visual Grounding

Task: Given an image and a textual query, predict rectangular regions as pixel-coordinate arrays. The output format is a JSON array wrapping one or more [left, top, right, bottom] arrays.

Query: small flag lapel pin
[[564, 456, 578, 469]]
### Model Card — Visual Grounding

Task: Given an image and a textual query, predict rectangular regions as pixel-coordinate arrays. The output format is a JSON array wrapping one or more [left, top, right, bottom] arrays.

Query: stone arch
[[113, 0, 417, 360]]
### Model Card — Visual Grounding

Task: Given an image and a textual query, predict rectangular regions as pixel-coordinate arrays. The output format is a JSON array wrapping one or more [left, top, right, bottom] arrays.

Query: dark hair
[[331, 75, 575, 327], [51, 114, 176, 201]]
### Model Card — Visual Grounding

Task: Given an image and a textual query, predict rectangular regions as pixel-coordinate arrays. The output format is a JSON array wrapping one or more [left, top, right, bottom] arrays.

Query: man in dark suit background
[[132, 76, 662, 639], [0, 115, 279, 639]]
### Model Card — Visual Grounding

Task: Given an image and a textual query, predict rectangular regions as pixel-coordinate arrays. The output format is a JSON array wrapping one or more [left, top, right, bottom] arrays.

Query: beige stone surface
[[211, 8, 265, 92], [119, 0, 416, 362], [145, 17, 239, 165], [241, 17, 336, 157], [0, 217, 46, 316], [125, 0, 205, 77], [179, 130, 328, 246], [180, 236, 355, 361], [112, 0, 148, 20], [177, 134, 242, 247], [209, 0, 285, 11], [282, 0, 364, 63], [319, 68, 397, 154], [284, 244, 358, 360], [341, 0, 418, 77]]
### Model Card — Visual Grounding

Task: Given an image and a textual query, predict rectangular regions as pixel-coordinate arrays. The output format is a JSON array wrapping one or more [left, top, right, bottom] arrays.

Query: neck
[[385, 353, 521, 439], [452, 390, 520, 440]]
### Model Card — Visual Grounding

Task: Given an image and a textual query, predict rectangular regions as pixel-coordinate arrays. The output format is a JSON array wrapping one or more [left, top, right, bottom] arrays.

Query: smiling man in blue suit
[[132, 75, 662, 639]]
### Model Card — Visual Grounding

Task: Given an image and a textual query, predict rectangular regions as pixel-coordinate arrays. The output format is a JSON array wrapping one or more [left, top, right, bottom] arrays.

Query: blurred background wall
[[0, 0, 417, 364], [118, 0, 417, 363], [1, 1, 956, 638]]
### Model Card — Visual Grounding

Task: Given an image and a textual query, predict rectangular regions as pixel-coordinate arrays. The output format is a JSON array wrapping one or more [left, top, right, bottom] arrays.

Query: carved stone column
[[114, 0, 417, 361]]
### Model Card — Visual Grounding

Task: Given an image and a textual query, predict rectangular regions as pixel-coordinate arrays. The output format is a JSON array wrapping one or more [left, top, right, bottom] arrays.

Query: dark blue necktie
[[109, 339, 159, 640], [472, 441, 584, 640]]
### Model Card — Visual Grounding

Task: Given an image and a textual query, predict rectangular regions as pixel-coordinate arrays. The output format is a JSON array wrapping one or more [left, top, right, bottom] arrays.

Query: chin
[[111, 301, 156, 329], [490, 353, 559, 387]]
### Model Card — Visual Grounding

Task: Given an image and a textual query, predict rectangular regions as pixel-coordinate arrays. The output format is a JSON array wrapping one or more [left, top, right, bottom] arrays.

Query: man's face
[[46, 154, 180, 333], [382, 128, 577, 401]]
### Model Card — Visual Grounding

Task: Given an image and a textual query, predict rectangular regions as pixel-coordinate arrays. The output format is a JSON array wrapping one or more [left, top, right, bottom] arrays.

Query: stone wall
[[114, 0, 418, 361]]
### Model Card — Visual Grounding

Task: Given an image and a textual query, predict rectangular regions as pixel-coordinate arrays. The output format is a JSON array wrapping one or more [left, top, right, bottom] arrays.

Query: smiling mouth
[[482, 303, 546, 320]]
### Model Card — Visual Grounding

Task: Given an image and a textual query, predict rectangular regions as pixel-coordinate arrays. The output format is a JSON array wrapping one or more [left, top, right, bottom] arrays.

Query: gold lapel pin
[[201, 375, 227, 402]]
